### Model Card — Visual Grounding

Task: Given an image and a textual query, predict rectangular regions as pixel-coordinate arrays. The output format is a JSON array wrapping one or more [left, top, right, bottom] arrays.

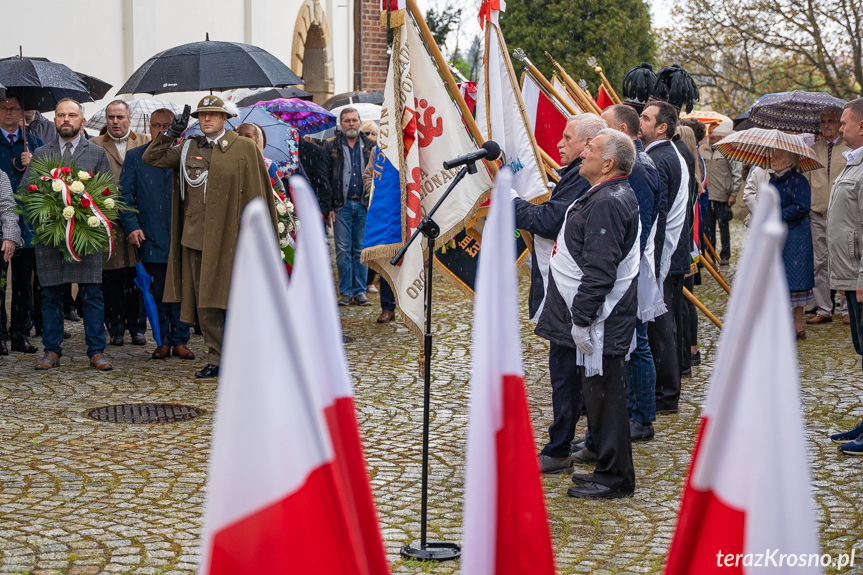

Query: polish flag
[[198, 191, 389, 574], [461, 168, 556, 575], [596, 85, 615, 110], [664, 185, 821, 575], [521, 72, 569, 165]]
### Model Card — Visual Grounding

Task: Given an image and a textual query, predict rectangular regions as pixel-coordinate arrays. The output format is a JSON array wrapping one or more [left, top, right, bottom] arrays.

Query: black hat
[[652, 65, 699, 113], [621, 63, 656, 104]]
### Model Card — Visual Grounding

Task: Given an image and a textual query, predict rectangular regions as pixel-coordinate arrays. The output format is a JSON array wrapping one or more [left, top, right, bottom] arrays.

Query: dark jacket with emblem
[[118, 143, 173, 263], [21, 137, 113, 285], [535, 176, 640, 355], [646, 139, 685, 273], [323, 131, 375, 210], [143, 131, 278, 320], [0, 129, 43, 247], [514, 159, 590, 318]]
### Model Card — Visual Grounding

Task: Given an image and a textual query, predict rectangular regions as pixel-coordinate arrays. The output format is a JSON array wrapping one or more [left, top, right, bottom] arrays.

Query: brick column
[[356, 0, 389, 92]]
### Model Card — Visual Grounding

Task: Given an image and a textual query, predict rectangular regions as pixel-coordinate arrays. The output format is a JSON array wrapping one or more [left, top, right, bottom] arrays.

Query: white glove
[[571, 324, 594, 355], [509, 187, 520, 201]]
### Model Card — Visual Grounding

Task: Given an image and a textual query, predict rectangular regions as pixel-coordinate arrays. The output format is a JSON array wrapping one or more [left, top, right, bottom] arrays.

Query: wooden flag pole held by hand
[[700, 252, 731, 295]]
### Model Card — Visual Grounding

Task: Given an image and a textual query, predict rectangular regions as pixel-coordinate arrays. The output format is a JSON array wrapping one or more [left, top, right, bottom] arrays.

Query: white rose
[[294, 220, 301, 232], [62, 206, 75, 220], [77, 171, 91, 181], [281, 250, 287, 261], [52, 180, 64, 192], [279, 237, 289, 248], [104, 198, 115, 209], [276, 202, 288, 215], [284, 201, 294, 212], [277, 222, 285, 234], [87, 216, 100, 228], [70, 181, 85, 193]]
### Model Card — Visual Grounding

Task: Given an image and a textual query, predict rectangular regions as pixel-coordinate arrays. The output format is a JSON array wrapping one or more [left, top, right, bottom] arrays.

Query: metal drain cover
[[87, 403, 204, 424]]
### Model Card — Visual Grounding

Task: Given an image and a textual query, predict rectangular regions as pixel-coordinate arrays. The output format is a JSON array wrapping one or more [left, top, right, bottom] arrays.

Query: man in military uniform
[[143, 96, 277, 378]]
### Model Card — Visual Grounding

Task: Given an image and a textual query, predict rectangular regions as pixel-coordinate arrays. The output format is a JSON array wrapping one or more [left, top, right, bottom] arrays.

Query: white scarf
[[637, 221, 666, 321], [658, 143, 689, 289], [531, 235, 554, 322], [549, 197, 641, 376]]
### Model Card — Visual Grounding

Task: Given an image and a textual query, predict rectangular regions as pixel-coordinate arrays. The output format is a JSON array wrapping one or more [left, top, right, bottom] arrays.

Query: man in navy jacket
[[119, 109, 194, 361]]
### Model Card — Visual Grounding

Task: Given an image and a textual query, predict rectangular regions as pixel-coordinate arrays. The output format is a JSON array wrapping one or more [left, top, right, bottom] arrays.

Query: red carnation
[[81, 197, 91, 208], [270, 177, 276, 186], [278, 192, 286, 201], [28, 184, 38, 192], [101, 189, 111, 196], [61, 167, 72, 175]]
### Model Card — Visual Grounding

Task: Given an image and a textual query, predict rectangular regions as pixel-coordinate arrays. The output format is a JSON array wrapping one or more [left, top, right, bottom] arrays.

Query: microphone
[[442, 140, 502, 170]]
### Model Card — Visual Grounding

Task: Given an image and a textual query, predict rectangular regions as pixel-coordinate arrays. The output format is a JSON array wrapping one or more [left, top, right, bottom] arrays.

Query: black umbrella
[[76, 72, 112, 101], [0, 54, 93, 111], [0, 83, 5, 100], [117, 35, 302, 95], [322, 91, 384, 110], [235, 87, 313, 107]]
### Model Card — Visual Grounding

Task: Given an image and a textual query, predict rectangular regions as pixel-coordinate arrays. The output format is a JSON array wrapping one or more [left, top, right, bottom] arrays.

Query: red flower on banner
[[101, 189, 111, 196], [61, 167, 72, 175], [278, 192, 286, 201], [81, 197, 91, 208], [270, 177, 276, 186], [27, 184, 38, 192]]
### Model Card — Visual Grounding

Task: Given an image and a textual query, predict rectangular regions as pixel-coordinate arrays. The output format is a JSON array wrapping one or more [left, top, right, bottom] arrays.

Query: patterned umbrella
[[747, 91, 846, 133], [86, 98, 185, 133], [714, 128, 823, 172], [256, 98, 336, 135], [680, 110, 732, 126]]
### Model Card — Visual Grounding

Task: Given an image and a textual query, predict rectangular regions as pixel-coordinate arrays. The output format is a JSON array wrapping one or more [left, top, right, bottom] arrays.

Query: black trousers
[[582, 355, 634, 490], [103, 267, 146, 337], [542, 342, 584, 458], [679, 274, 696, 372], [702, 200, 731, 261], [0, 247, 36, 342], [649, 274, 683, 410]]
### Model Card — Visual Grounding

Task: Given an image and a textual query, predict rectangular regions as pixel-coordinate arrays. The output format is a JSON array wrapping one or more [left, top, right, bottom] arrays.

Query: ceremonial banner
[[476, 1, 549, 202], [199, 196, 388, 575], [664, 185, 821, 575], [363, 11, 493, 336], [462, 169, 555, 575], [552, 76, 582, 115], [521, 72, 569, 165], [596, 85, 615, 110], [381, 0, 406, 26]]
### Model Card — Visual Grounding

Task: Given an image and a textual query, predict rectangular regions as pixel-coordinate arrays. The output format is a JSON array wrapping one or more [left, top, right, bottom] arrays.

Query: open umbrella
[[117, 36, 302, 95], [0, 82, 5, 100], [715, 128, 823, 172], [256, 98, 336, 135], [0, 54, 93, 111], [86, 98, 184, 133], [323, 90, 384, 110], [76, 72, 112, 101], [133, 256, 162, 347], [747, 90, 846, 133], [232, 87, 314, 107], [184, 106, 300, 175], [680, 110, 732, 126]]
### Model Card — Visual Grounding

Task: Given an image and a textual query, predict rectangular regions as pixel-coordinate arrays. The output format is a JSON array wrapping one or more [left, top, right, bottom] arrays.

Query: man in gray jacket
[[826, 97, 863, 454]]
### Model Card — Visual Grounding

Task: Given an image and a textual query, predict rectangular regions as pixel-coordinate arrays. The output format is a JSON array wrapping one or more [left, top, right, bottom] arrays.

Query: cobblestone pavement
[[0, 220, 861, 574]]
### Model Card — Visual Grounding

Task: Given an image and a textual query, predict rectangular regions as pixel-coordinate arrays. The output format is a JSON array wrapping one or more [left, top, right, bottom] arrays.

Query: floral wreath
[[16, 154, 133, 262], [272, 178, 300, 269]]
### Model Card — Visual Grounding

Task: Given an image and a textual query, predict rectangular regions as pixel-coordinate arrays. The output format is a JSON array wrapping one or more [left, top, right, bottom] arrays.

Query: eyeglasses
[[0, 107, 21, 113], [363, 132, 377, 136], [150, 122, 172, 130]]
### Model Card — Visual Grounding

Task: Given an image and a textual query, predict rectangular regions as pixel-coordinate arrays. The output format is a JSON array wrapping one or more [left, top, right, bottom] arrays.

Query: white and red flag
[[198, 187, 389, 574], [521, 72, 570, 165], [461, 168, 556, 575], [476, 0, 549, 201], [664, 185, 821, 575]]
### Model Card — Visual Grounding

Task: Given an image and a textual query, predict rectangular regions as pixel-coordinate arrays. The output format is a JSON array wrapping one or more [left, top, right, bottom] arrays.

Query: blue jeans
[[626, 319, 657, 424], [541, 342, 584, 458], [42, 283, 105, 357], [334, 199, 368, 297], [845, 292, 863, 373], [144, 262, 190, 346]]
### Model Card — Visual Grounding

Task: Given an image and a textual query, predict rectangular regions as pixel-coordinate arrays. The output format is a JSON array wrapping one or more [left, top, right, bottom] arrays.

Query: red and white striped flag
[[462, 168, 556, 575], [198, 189, 389, 574], [521, 72, 570, 165], [664, 185, 822, 575]]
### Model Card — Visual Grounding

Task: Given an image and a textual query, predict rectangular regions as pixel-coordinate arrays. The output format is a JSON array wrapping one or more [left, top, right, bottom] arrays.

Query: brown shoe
[[844, 313, 851, 325], [151, 345, 170, 360], [806, 314, 832, 324], [34, 351, 60, 370], [172, 345, 196, 360], [376, 310, 395, 323], [90, 353, 113, 371]]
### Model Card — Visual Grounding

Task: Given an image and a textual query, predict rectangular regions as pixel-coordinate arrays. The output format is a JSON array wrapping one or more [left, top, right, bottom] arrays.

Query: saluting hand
[[167, 105, 191, 139]]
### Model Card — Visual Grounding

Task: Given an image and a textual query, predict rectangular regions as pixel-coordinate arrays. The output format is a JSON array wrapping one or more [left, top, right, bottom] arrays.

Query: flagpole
[[683, 287, 723, 329], [699, 252, 732, 294], [587, 57, 623, 104], [512, 49, 581, 117], [543, 52, 602, 114]]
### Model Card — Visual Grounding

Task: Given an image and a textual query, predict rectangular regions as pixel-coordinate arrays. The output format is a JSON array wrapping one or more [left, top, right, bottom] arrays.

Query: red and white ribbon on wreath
[[40, 168, 114, 261]]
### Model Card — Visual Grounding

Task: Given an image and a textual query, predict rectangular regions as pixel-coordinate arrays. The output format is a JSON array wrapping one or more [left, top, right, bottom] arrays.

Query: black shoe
[[630, 420, 655, 441], [195, 364, 220, 378], [538, 454, 574, 474], [571, 447, 598, 464], [11, 340, 38, 353], [805, 306, 818, 315], [681, 367, 692, 376], [656, 404, 678, 415], [571, 472, 594, 484], [570, 435, 587, 453], [63, 330, 71, 339], [130, 333, 146, 346], [110, 335, 124, 346], [690, 350, 701, 366], [0, 341, 7, 356], [567, 481, 634, 499], [64, 310, 81, 322]]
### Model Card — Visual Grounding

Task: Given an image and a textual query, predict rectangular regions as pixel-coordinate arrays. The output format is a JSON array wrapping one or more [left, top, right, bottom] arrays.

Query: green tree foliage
[[425, 3, 465, 50], [658, 0, 863, 113], [500, 0, 655, 94]]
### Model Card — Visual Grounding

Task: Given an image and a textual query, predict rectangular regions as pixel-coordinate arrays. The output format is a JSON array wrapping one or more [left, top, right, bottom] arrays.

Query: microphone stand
[[394, 160, 478, 562]]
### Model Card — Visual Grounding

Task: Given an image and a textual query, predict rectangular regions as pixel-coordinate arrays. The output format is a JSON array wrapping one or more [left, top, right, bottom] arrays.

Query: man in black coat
[[513, 114, 605, 474], [536, 129, 640, 498], [299, 137, 332, 217], [639, 101, 690, 414]]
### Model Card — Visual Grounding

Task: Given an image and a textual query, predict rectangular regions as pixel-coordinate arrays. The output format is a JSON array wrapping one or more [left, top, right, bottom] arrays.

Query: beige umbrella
[[714, 128, 823, 172]]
